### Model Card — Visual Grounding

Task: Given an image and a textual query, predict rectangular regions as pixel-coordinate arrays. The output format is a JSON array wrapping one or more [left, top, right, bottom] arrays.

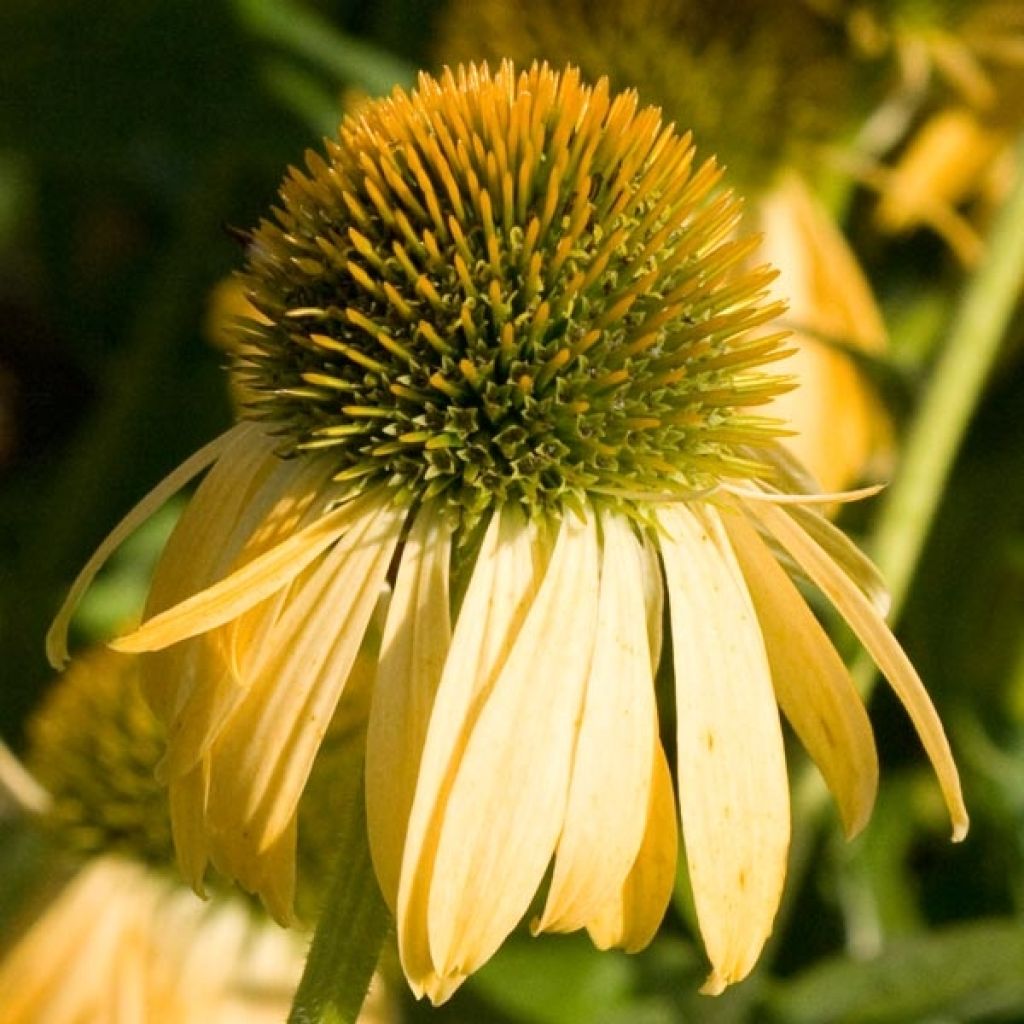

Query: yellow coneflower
[[47, 63, 966, 1002], [0, 855, 302, 1024], [1, 650, 305, 1024], [4, 647, 393, 1023], [435, 0, 892, 490]]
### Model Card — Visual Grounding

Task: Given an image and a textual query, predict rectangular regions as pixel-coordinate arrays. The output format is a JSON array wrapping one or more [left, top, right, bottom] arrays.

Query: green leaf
[[234, 0, 415, 98], [769, 918, 1024, 1023], [470, 933, 635, 1024]]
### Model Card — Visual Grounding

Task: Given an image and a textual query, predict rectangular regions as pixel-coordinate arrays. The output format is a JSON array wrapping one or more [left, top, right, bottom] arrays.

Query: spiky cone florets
[[25, 649, 173, 867], [47, 62, 968, 1006], [236, 62, 793, 528]]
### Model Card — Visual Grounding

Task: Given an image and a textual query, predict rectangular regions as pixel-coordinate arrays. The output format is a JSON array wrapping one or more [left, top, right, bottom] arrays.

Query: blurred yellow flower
[[3, 646, 395, 1023], [49, 63, 965, 1003], [837, 0, 1024, 261], [0, 855, 302, 1024]]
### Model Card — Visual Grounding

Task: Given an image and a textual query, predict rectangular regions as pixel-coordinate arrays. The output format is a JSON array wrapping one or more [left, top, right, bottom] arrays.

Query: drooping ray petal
[[748, 499, 969, 841], [536, 511, 655, 934], [640, 533, 665, 673], [658, 503, 790, 996], [725, 510, 878, 838], [724, 482, 885, 505], [169, 761, 211, 897], [785, 503, 891, 617], [427, 509, 600, 980], [140, 434, 285, 723], [367, 503, 453, 912], [155, 455, 342, 777], [397, 505, 539, 996], [45, 423, 253, 669], [206, 495, 406, 862], [587, 740, 678, 953], [112, 489, 387, 654]]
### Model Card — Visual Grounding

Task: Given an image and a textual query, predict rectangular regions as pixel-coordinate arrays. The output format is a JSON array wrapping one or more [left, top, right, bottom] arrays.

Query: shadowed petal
[[536, 510, 655, 934], [725, 510, 878, 838], [587, 740, 678, 953], [366, 504, 453, 912], [748, 499, 968, 842]]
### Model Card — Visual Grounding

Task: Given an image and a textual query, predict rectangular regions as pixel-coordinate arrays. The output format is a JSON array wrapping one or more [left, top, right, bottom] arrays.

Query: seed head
[[236, 63, 792, 527]]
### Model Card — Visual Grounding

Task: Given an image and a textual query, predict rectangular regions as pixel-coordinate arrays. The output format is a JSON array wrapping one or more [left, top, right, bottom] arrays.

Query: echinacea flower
[[434, 0, 893, 490], [48, 62, 966, 1001], [2, 647, 393, 1023], [0, 855, 302, 1024], [0, 650, 305, 1024]]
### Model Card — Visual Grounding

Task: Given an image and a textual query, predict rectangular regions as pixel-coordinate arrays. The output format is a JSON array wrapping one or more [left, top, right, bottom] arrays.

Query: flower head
[[48, 62, 966, 1002]]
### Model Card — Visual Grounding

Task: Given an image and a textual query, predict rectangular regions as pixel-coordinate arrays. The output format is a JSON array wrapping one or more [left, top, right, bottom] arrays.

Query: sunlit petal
[[659, 503, 790, 994]]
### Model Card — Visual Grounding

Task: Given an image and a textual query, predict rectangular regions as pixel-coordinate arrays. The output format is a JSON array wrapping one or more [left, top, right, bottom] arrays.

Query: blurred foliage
[[1, 1, 1023, 1022]]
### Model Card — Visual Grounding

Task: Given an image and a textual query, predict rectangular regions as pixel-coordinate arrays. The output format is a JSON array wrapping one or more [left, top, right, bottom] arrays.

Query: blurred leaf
[[769, 918, 1024, 1023], [72, 499, 183, 643], [470, 933, 635, 1024], [234, 0, 415, 97]]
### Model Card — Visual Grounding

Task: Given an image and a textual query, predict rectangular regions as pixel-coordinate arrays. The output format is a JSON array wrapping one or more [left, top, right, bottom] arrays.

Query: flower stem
[[288, 761, 391, 1024]]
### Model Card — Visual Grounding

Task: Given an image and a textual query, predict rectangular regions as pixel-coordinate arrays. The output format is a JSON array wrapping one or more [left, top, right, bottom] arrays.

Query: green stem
[[288, 763, 391, 1024]]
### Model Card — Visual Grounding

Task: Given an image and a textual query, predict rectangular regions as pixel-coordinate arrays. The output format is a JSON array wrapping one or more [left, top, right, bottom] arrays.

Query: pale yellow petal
[[536, 511, 655, 934], [169, 761, 211, 897], [786, 502, 891, 618], [641, 532, 665, 673], [206, 496, 405, 863], [725, 510, 878, 838], [748, 499, 969, 842], [587, 741, 678, 953], [138, 429, 288, 723], [659, 503, 790, 995], [113, 488, 385, 654], [426, 508, 600, 981], [366, 504, 453, 912], [45, 423, 252, 668], [155, 453, 340, 771], [396, 505, 539, 996]]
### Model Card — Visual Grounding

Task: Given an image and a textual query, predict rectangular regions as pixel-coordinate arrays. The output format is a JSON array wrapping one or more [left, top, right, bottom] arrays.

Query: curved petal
[[366, 504, 453, 912], [536, 511, 656, 934], [748, 499, 968, 842], [139, 431, 306, 723], [641, 532, 665, 673], [169, 761, 211, 897], [658, 503, 790, 995], [45, 423, 253, 668], [206, 496, 405, 863], [396, 504, 539, 997], [587, 740, 678, 953], [426, 508, 600, 981], [112, 488, 386, 654], [725, 510, 878, 838]]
